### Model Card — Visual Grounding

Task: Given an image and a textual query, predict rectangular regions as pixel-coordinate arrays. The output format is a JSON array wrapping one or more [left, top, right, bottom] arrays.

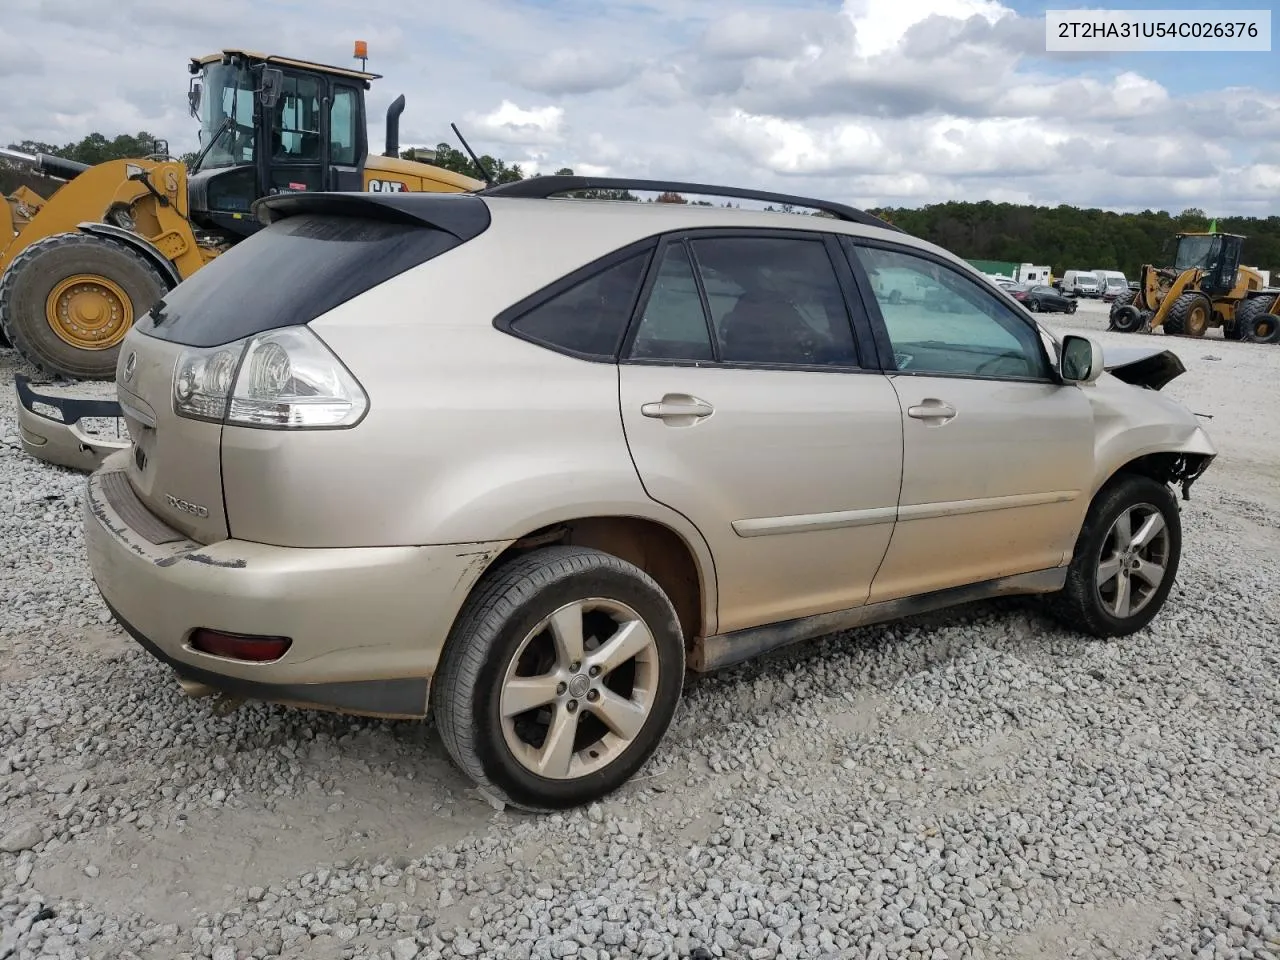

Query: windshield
[[194, 63, 257, 171], [1175, 235, 1216, 271]]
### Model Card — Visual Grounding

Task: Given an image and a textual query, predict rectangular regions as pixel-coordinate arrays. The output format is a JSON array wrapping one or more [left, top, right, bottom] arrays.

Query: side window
[[273, 75, 322, 161], [849, 244, 1051, 380], [626, 234, 859, 367], [693, 236, 858, 366], [329, 87, 359, 166], [628, 243, 714, 361], [508, 252, 649, 359]]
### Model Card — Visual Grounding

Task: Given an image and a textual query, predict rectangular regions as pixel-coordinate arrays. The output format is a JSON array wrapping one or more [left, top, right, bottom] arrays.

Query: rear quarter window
[[138, 214, 463, 347], [502, 250, 652, 360]]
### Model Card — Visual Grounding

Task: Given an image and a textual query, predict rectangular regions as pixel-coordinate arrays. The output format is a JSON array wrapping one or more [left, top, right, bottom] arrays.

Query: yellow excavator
[[1, 47, 485, 381], [1108, 229, 1279, 344]]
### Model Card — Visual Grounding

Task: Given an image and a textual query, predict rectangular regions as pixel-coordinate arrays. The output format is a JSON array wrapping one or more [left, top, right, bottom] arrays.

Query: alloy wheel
[[1095, 503, 1171, 619], [499, 598, 660, 779]]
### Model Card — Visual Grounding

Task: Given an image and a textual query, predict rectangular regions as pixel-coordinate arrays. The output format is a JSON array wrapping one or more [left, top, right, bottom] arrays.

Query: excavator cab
[[1173, 232, 1245, 296], [184, 50, 379, 238]]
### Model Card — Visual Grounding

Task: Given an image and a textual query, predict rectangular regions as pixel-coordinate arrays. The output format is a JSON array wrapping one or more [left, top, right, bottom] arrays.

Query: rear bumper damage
[[13, 374, 128, 472], [84, 452, 511, 719]]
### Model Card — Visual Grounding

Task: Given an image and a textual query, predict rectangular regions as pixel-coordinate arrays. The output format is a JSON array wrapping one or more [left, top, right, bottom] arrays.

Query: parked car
[[77, 177, 1216, 810], [1062, 270, 1101, 298], [1009, 283, 1078, 313]]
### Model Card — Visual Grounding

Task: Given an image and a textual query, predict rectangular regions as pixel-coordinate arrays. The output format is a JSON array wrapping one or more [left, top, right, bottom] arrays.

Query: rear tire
[[1161, 292, 1211, 338], [1235, 295, 1280, 344], [1045, 474, 1182, 638], [0, 232, 168, 380], [432, 545, 686, 811]]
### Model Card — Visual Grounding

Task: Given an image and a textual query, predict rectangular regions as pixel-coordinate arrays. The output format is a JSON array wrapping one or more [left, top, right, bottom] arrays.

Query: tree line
[[870, 201, 1280, 280], [5, 131, 1277, 277]]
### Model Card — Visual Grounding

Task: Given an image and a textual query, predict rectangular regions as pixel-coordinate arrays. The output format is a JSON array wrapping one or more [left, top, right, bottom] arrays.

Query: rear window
[[138, 214, 463, 347]]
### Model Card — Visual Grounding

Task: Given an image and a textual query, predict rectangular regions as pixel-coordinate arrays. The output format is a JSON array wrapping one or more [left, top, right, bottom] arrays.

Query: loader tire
[[1107, 290, 1135, 329], [0, 232, 169, 381], [1161, 292, 1211, 338], [1110, 304, 1145, 333], [1235, 296, 1280, 344]]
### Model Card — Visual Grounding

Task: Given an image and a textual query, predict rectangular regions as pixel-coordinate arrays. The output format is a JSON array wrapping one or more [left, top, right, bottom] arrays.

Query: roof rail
[[477, 175, 904, 233]]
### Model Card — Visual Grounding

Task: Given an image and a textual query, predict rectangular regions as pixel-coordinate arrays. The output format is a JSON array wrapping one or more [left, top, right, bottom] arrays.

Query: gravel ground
[[1, 300, 1278, 960]]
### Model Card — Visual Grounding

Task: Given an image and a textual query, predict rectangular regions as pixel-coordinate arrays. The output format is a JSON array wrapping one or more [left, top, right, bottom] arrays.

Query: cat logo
[[368, 179, 408, 193]]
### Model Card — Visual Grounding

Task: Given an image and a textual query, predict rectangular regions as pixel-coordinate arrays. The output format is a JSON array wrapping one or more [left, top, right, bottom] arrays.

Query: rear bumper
[[84, 452, 512, 718], [14, 374, 128, 472]]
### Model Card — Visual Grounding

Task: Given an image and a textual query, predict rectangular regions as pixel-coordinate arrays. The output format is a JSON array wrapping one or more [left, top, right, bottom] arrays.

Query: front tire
[[1162, 291, 1212, 338], [0, 232, 168, 380], [1046, 474, 1182, 638], [432, 546, 685, 811]]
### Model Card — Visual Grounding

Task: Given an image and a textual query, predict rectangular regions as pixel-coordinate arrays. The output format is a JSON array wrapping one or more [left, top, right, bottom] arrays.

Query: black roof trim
[[251, 191, 491, 241], [478, 175, 905, 233]]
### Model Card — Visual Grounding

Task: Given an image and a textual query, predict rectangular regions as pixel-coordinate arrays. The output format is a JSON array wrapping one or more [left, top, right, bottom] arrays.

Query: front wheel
[[432, 546, 686, 810], [1045, 474, 1182, 638]]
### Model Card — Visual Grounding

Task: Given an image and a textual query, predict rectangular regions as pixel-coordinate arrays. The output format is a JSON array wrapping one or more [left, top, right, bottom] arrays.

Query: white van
[[1093, 269, 1129, 300], [1062, 270, 1100, 297]]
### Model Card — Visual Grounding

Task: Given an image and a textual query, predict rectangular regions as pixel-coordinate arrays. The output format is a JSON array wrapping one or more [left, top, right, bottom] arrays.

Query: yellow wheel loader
[[1, 48, 484, 381], [1108, 230, 1280, 344]]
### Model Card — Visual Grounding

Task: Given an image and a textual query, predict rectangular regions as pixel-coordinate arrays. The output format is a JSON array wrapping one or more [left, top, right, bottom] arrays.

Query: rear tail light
[[189, 628, 292, 662], [173, 326, 367, 429]]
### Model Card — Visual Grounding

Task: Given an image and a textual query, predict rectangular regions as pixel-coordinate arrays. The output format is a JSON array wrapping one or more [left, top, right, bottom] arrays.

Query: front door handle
[[907, 398, 957, 423], [641, 394, 714, 422]]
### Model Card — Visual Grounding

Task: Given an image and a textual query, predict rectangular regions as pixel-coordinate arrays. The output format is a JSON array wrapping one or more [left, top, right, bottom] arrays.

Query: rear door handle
[[907, 399, 957, 423], [641, 394, 714, 422]]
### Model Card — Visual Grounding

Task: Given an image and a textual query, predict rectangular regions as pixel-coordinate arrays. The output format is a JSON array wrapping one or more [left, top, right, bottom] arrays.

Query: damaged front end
[[13, 374, 129, 472], [1084, 343, 1217, 503]]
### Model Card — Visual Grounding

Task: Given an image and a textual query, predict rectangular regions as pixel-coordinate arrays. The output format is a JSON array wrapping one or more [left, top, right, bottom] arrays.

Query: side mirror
[[187, 80, 202, 118], [259, 68, 284, 108], [1061, 334, 1104, 384]]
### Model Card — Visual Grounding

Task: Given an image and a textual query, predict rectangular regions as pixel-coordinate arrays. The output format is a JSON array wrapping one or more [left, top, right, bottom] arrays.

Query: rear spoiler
[[12, 374, 128, 472], [252, 191, 491, 241]]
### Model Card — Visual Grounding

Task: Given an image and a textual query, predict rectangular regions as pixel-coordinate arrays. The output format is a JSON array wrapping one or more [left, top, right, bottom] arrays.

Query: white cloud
[[843, 0, 1011, 58], [465, 101, 565, 147]]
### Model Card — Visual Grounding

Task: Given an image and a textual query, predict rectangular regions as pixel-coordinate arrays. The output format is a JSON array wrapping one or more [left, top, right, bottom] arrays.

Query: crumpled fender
[[12, 374, 128, 472], [1085, 368, 1216, 500]]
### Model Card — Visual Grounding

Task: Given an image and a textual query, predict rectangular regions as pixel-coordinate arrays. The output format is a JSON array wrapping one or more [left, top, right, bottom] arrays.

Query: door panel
[[620, 365, 903, 632], [844, 240, 1096, 602], [871, 376, 1093, 602], [617, 233, 903, 634]]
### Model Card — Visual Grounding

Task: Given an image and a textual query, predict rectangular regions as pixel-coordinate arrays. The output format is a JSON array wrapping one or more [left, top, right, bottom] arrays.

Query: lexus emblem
[[123, 352, 136, 382]]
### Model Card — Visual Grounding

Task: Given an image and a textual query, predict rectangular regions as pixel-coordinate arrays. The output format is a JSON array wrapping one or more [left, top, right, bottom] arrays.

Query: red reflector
[[189, 629, 292, 663]]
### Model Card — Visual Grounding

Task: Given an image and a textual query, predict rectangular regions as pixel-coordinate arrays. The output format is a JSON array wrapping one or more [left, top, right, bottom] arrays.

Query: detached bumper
[[84, 453, 512, 719], [14, 374, 128, 472]]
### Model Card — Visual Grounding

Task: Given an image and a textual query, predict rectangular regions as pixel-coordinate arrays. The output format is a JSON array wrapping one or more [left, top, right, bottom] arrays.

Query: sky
[[1, 0, 1276, 216]]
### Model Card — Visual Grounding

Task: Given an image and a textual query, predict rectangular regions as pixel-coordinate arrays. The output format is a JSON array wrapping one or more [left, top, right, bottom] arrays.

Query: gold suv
[[80, 176, 1216, 810]]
